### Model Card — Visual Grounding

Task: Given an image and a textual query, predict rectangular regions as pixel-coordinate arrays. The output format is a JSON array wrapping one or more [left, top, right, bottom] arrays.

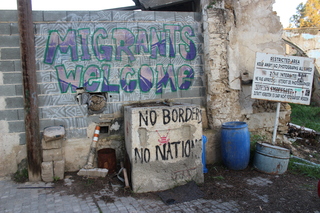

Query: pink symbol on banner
[[156, 129, 170, 145]]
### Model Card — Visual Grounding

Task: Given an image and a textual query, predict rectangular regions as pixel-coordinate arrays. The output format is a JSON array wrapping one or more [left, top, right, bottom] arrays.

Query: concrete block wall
[[0, 9, 205, 176]]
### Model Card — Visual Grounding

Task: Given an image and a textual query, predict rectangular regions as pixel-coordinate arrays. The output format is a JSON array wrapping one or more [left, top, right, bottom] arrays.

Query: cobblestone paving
[[0, 177, 241, 213]]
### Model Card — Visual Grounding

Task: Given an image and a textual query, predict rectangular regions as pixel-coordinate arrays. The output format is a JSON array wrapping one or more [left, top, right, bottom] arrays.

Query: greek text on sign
[[251, 52, 315, 105]]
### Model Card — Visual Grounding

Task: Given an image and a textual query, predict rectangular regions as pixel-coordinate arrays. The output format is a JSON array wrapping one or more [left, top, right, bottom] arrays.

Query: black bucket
[[98, 148, 117, 173]]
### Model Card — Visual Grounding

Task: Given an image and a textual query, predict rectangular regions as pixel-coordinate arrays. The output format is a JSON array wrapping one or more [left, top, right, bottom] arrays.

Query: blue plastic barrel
[[221, 121, 250, 170], [202, 135, 208, 173]]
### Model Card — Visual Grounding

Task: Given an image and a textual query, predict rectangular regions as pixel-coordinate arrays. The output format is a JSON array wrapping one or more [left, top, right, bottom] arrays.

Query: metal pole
[[17, 0, 41, 181], [272, 102, 281, 145]]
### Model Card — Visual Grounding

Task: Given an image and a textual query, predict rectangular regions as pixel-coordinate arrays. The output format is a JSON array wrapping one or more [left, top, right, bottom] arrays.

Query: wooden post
[[17, 0, 41, 181]]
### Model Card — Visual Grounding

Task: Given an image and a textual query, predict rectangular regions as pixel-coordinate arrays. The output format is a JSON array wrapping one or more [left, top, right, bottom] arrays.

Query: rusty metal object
[[17, 0, 41, 181]]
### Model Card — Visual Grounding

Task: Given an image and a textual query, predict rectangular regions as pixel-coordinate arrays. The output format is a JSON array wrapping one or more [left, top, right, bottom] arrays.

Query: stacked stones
[[41, 126, 65, 182]]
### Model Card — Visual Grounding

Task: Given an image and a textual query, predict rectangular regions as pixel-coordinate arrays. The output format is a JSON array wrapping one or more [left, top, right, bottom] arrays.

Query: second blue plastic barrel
[[221, 121, 250, 170]]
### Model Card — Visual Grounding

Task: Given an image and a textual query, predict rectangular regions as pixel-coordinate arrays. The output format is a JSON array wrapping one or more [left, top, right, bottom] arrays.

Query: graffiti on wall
[[134, 138, 201, 164], [43, 24, 198, 94], [139, 107, 202, 126]]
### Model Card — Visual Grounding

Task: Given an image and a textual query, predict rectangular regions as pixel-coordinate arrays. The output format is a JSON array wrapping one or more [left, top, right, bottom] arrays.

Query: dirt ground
[[50, 127, 320, 212], [51, 162, 320, 212]]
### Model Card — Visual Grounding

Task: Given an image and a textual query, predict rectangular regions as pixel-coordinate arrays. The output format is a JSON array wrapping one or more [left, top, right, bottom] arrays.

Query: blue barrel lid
[[222, 121, 248, 129]]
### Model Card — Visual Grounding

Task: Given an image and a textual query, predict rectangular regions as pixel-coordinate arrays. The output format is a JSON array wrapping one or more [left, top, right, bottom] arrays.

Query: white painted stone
[[77, 168, 108, 177], [125, 103, 204, 193], [110, 122, 120, 131]]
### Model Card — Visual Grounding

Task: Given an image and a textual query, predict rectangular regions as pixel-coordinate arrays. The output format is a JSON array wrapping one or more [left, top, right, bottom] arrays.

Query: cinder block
[[175, 11, 195, 22], [0, 48, 20, 60], [0, 85, 16, 96], [42, 148, 63, 162], [3, 73, 22, 84], [66, 11, 90, 21], [10, 23, 19, 35], [155, 11, 175, 22], [112, 11, 134, 21], [0, 35, 20, 47], [5, 97, 24, 108], [39, 119, 55, 131], [43, 11, 67, 21], [89, 11, 112, 21], [134, 11, 155, 21], [41, 138, 63, 150], [8, 120, 25, 133], [19, 133, 26, 145], [0, 61, 15, 71], [0, 110, 18, 121], [14, 60, 21, 71], [41, 161, 53, 182], [77, 168, 108, 177], [0, 23, 10, 35], [53, 160, 65, 179], [0, 11, 18, 22], [32, 11, 44, 22], [181, 88, 201, 98]]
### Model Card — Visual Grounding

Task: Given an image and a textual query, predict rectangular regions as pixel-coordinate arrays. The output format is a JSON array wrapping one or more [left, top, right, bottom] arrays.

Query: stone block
[[53, 160, 65, 180], [124, 103, 203, 193], [43, 148, 63, 162], [43, 126, 65, 142], [41, 138, 63, 150], [77, 168, 108, 177], [41, 161, 53, 182]]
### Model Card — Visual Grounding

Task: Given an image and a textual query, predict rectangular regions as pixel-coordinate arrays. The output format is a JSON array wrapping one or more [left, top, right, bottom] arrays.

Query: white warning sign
[[251, 52, 315, 105]]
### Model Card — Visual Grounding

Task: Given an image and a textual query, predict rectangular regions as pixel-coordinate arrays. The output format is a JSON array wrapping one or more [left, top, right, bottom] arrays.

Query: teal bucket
[[253, 142, 290, 174]]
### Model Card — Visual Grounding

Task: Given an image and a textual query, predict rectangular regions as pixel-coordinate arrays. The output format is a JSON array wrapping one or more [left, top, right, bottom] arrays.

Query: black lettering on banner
[[162, 109, 170, 125]]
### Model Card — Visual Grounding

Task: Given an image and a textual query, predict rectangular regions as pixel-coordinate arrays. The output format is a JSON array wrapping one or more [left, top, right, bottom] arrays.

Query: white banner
[[251, 52, 315, 105]]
